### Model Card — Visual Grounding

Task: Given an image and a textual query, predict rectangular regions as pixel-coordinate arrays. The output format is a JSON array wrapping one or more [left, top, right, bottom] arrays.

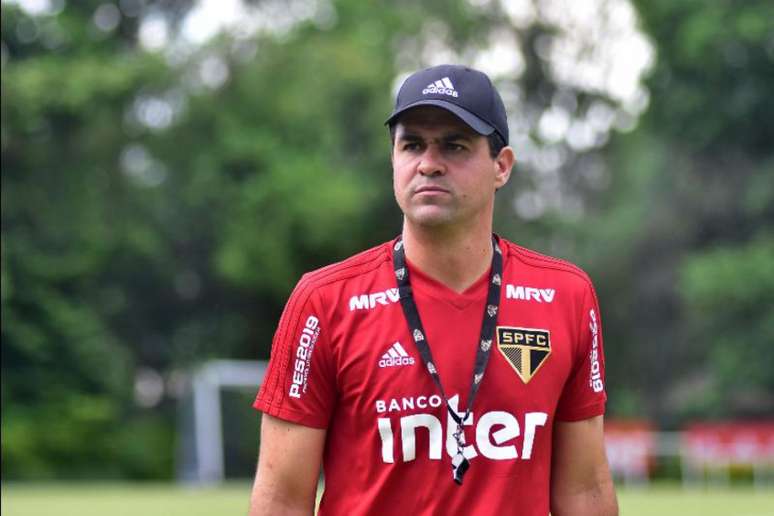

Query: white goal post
[[178, 359, 267, 484]]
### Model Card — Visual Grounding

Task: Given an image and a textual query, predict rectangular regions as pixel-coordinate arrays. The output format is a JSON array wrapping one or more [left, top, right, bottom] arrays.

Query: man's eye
[[402, 142, 421, 151], [446, 142, 465, 151]]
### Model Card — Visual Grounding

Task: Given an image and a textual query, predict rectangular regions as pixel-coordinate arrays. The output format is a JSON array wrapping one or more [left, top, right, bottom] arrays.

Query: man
[[249, 64, 617, 516]]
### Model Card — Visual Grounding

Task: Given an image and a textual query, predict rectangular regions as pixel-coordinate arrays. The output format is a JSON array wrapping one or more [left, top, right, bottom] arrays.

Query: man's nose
[[417, 145, 446, 176]]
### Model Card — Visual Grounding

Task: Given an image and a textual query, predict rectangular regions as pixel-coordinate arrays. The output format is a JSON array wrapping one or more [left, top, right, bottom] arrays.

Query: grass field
[[2, 482, 773, 515]]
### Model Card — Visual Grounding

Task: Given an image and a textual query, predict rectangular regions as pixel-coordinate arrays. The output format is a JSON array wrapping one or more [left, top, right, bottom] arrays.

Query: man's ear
[[494, 146, 515, 190]]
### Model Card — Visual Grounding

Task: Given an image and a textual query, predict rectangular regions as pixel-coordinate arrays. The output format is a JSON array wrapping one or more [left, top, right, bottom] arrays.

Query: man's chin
[[405, 209, 457, 228]]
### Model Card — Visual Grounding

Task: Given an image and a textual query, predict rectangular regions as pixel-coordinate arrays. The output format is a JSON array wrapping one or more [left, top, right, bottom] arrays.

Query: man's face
[[391, 106, 512, 229]]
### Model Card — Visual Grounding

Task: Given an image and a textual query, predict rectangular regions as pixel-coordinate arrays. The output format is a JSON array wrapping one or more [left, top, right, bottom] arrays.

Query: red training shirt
[[254, 236, 607, 516]]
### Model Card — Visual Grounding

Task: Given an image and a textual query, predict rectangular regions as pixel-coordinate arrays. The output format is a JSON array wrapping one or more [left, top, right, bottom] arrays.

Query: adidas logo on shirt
[[378, 342, 416, 368], [422, 77, 459, 97]]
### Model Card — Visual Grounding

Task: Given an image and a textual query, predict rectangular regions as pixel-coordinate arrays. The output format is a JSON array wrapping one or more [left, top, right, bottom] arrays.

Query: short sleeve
[[253, 276, 336, 428], [555, 281, 607, 421]]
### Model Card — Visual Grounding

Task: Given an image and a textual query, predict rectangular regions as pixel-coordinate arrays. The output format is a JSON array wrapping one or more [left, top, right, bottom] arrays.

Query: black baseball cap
[[385, 64, 509, 144]]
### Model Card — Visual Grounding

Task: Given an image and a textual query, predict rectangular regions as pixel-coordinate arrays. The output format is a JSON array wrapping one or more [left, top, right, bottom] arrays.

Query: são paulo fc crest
[[496, 326, 551, 384]]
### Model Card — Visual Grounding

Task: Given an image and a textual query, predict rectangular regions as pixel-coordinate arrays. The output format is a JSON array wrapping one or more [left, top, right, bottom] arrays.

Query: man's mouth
[[414, 186, 450, 195]]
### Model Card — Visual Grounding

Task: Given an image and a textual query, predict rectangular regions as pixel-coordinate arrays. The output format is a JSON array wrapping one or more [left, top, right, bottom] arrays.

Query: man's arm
[[550, 415, 618, 516], [249, 414, 327, 516]]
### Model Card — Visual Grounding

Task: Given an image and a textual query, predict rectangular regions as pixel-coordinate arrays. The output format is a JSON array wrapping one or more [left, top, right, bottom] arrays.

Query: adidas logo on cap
[[422, 77, 459, 98], [378, 342, 416, 368]]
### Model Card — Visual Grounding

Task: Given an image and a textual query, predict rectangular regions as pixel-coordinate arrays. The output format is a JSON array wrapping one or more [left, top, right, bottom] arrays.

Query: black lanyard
[[392, 235, 503, 485]]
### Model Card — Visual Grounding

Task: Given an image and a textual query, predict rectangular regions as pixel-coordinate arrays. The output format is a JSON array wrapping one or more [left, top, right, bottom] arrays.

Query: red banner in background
[[604, 420, 656, 478], [682, 422, 774, 465]]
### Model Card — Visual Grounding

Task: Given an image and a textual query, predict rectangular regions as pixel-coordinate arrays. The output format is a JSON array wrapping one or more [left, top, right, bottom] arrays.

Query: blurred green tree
[[592, 0, 774, 422], [4, 0, 627, 479], [2, 1, 186, 478], [2, 0, 771, 480]]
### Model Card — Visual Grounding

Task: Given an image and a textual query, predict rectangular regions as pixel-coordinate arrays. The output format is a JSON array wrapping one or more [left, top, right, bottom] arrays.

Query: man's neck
[[401, 220, 494, 294]]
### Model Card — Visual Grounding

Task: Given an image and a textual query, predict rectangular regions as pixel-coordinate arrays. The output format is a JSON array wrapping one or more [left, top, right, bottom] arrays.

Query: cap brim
[[385, 99, 495, 136]]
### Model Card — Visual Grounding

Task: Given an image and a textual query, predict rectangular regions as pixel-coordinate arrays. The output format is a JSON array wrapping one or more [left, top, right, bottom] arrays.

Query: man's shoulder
[[296, 240, 394, 293], [501, 237, 594, 291]]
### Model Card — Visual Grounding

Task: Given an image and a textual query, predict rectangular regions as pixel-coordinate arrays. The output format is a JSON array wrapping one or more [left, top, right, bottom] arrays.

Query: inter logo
[[496, 327, 551, 384]]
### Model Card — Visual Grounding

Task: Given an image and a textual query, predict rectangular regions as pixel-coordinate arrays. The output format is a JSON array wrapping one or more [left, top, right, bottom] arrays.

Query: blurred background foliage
[[2, 0, 772, 479]]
